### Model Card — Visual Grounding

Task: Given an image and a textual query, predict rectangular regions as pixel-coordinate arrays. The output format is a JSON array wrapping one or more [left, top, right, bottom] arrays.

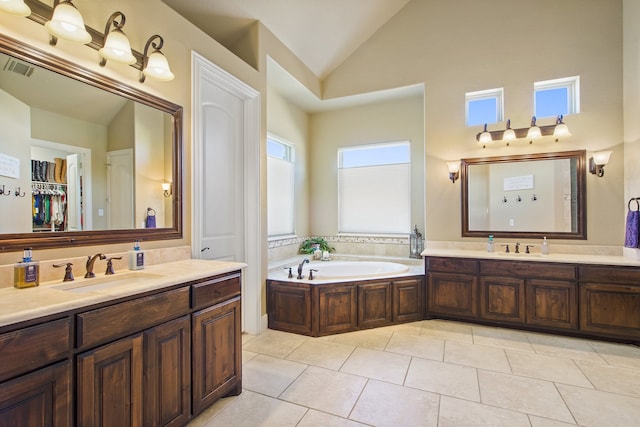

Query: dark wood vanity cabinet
[[318, 284, 358, 335], [0, 269, 242, 427], [479, 276, 526, 324], [358, 282, 392, 329], [392, 278, 424, 322]]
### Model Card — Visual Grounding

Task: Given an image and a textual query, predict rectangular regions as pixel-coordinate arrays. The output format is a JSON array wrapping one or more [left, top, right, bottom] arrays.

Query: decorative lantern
[[409, 225, 423, 258]]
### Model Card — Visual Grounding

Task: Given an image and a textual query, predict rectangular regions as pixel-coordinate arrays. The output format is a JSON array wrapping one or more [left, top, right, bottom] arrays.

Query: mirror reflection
[[461, 150, 586, 239], [0, 50, 174, 234]]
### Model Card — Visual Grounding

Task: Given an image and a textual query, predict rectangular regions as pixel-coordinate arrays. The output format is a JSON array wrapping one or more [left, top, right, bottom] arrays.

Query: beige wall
[[323, 0, 624, 246], [309, 95, 425, 236]]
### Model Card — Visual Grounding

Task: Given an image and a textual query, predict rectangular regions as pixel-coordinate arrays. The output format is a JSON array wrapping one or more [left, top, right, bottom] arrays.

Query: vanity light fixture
[[45, 0, 91, 45], [162, 182, 172, 197], [0, 0, 30, 16], [447, 161, 460, 183], [475, 115, 570, 146], [140, 35, 174, 83], [589, 150, 612, 177], [99, 11, 136, 66]]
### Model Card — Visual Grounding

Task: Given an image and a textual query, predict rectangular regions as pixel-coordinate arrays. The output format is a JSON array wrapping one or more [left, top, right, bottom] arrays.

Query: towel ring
[[146, 207, 156, 216], [628, 198, 640, 212]]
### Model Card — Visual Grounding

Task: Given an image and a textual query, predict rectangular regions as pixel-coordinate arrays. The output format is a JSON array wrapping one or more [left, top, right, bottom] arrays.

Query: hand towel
[[624, 209, 640, 248]]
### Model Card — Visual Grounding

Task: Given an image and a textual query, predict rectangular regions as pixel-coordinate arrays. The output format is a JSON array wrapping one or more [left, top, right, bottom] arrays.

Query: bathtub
[[271, 260, 413, 283]]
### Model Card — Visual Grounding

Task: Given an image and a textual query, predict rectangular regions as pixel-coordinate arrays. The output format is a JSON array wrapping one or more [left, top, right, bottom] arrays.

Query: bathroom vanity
[[425, 253, 640, 343], [0, 260, 243, 426]]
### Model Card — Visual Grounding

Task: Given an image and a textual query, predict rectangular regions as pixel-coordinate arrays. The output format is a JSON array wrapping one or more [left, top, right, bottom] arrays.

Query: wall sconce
[[0, 0, 31, 16], [99, 11, 136, 66], [446, 161, 460, 183], [45, 0, 91, 45], [162, 182, 172, 197], [476, 115, 570, 146], [589, 151, 612, 177], [140, 35, 174, 82]]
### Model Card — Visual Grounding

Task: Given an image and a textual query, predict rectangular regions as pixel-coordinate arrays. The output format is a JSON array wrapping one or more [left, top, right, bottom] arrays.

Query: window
[[534, 76, 580, 118], [466, 88, 504, 126], [267, 135, 295, 237], [338, 142, 410, 235]]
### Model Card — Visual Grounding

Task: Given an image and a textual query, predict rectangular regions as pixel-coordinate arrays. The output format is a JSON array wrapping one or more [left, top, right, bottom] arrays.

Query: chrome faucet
[[85, 253, 106, 278], [297, 258, 309, 279]]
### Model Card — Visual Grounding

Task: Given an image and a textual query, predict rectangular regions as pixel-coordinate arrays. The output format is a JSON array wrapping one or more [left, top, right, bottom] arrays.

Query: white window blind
[[267, 137, 295, 237], [338, 142, 410, 234]]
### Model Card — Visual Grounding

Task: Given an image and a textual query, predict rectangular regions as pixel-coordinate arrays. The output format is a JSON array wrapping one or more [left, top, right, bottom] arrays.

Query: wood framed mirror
[[461, 150, 586, 239], [0, 34, 182, 252]]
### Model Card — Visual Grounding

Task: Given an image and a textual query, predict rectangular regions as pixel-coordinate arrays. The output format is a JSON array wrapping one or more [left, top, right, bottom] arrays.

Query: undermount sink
[[496, 252, 542, 258], [51, 272, 164, 293]]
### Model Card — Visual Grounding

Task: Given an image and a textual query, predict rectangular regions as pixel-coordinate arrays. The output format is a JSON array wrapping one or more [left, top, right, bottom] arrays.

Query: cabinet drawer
[[427, 257, 478, 274], [579, 265, 640, 285], [481, 261, 576, 280], [191, 272, 241, 310], [77, 286, 189, 350], [0, 318, 71, 382]]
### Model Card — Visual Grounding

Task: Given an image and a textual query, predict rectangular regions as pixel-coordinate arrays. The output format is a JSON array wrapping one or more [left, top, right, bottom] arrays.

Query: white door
[[66, 153, 83, 231], [107, 149, 134, 229], [192, 52, 261, 334]]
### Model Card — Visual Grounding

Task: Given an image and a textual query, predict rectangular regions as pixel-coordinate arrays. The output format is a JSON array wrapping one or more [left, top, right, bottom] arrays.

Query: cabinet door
[[317, 285, 357, 335], [192, 297, 242, 416], [267, 281, 312, 335], [392, 278, 424, 323], [0, 361, 70, 427], [427, 273, 477, 319], [580, 283, 640, 340], [479, 276, 525, 324], [526, 279, 577, 330], [77, 334, 144, 427], [144, 316, 191, 427], [358, 282, 392, 329]]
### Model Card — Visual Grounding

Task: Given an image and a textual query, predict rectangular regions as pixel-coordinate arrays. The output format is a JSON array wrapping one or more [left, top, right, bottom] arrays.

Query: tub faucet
[[297, 258, 309, 279], [85, 253, 106, 278]]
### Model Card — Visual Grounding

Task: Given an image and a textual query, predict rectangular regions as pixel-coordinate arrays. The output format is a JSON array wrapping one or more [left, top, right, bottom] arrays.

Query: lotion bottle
[[128, 240, 145, 270], [541, 237, 549, 255], [487, 235, 495, 252], [14, 248, 39, 289]]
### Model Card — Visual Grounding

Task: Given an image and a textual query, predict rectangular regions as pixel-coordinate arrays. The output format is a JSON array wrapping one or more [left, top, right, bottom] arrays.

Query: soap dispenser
[[128, 240, 145, 270], [14, 247, 40, 289], [541, 237, 549, 255], [487, 235, 495, 252]]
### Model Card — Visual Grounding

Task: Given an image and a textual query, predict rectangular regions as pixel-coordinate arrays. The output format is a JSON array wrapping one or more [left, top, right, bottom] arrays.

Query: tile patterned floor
[[187, 320, 640, 427]]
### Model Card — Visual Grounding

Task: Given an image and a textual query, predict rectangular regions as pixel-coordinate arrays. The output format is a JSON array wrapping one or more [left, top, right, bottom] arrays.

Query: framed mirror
[[461, 150, 586, 239], [0, 34, 182, 252]]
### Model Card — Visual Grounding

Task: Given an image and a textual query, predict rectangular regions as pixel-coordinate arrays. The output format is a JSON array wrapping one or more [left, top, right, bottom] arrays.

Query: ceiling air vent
[[3, 58, 35, 77]]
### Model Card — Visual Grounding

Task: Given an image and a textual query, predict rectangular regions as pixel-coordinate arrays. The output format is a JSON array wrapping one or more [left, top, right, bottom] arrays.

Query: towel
[[145, 208, 156, 228], [624, 210, 640, 248]]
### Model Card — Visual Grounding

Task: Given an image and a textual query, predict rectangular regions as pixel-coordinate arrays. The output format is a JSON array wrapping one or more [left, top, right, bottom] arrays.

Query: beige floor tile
[[242, 350, 258, 364], [340, 347, 411, 384], [279, 366, 367, 417], [405, 357, 480, 401], [378, 320, 424, 336], [195, 390, 306, 426], [528, 415, 581, 427], [297, 409, 369, 427], [332, 328, 393, 350], [438, 395, 531, 427], [187, 394, 240, 427], [384, 332, 444, 361], [478, 370, 574, 423], [557, 383, 640, 427], [574, 360, 640, 397], [243, 329, 308, 358], [527, 333, 606, 363], [420, 319, 474, 343], [242, 333, 258, 346], [444, 340, 511, 373], [589, 340, 640, 369], [506, 350, 593, 388], [243, 354, 308, 397], [472, 325, 535, 352], [349, 379, 439, 427], [286, 339, 355, 370]]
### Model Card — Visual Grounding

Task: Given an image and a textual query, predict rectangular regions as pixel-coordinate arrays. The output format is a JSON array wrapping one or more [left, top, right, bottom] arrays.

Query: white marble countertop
[[0, 259, 246, 328], [421, 248, 640, 267]]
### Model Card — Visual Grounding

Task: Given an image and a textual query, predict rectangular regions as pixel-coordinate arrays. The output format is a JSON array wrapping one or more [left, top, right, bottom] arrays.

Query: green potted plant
[[299, 237, 335, 254]]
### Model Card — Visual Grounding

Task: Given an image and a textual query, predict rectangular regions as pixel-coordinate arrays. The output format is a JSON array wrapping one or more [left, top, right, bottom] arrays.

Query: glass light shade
[[553, 122, 570, 137], [502, 128, 516, 141], [161, 182, 171, 192], [527, 124, 541, 139], [143, 51, 175, 81], [446, 161, 460, 173], [0, 0, 31, 16], [592, 151, 612, 166], [44, 1, 91, 44], [99, 29, 136, 64], [478, 124, 492, 144]]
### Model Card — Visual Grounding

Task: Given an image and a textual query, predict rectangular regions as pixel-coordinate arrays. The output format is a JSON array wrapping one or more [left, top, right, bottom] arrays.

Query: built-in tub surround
[[0, 245, 192, 289]]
